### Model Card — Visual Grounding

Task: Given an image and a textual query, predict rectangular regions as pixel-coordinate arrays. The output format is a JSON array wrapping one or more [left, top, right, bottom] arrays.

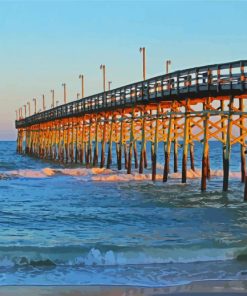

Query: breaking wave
[[0, 245, 246, 268], [2, 167, 241, 181]]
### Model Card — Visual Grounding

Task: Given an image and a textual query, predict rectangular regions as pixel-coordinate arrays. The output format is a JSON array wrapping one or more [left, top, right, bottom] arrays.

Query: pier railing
[[16, 60, 247, 128]]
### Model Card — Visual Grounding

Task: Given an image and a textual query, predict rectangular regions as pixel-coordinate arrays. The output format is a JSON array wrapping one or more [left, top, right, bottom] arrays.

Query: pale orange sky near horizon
[[1, 0, 246, 141]]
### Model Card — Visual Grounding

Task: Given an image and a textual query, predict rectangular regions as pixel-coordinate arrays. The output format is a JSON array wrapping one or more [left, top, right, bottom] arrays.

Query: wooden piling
[[201, 98, 209, 191], [107, 115, 114, 169], [17, 130, 20, 153], [78, 122, 82, 164], [134, 141, 138, 169], [124, 143, 128, 170], [86, 118, 92, 168], [239, 98, 246, 182], [244, 174, 247, 201], [54, 123, 57, 160], [49, 126, 52, 159], [207, 145, 211, 179], [152, 104, 160, 181], [163, 104, 173, 182], [65, 121, 69, 163], [93, 115, 99, 166], [189, 135, 195, 171], [127, 108, 134, 174], [223, 96, 233, 192], [74, 121, 78, 163], [61, 125, 65, 162], [139, 110, 146, 174], [100, 114, 107, 168], [84, 122, 89, 166], [221, 100, 226, 184], [182, 99, 190, 183], [173, 115, 178, 173], [57, 124, 60, 160], [117, 112, 123, 170], [70, 120, 74, 163], [81, 119, 85, 164]]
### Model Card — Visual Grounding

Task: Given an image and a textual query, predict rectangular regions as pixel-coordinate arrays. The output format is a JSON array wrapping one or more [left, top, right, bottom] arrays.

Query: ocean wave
[[6, 167, 112, 179], [0, 173, 11, 180], [2, 167, 242, 181], [0, 245, 245, 268]]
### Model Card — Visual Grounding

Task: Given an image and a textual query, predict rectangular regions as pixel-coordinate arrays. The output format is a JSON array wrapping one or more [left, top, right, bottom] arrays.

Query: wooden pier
[[16, 60, 247, 199]]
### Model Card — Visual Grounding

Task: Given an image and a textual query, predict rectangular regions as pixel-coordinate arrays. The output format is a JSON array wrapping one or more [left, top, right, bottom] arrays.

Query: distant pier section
[[16, 60, 247, 199]]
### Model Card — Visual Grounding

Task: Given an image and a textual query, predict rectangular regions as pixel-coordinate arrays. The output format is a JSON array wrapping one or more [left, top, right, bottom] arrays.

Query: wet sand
[[0, 280, 247, 295]]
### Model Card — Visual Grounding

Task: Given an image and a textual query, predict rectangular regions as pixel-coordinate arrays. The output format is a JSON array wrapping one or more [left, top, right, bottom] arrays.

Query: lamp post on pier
[[50, 90, 55, 108], [62, 83, 67, 104], [27, 102, 31, 116], [42, 94, 46, 111], [19, 107, 22, 119], [77, 93, 80, 99], [139, 47, 146, 80], [33, 98, 37, 114], [108, 81, 112, 91], [100, 64, 106, 92], [79, 74, 84, 98], [23, 105, 27, 118], [166, 60, 171, 74]]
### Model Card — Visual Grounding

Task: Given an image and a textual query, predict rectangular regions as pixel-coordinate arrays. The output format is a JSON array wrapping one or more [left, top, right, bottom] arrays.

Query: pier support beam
[[86, 118, 92, 168], [201, 98, 210, 191], [134, 141, 138, 169], [100, 114, 107, 168], [244, 174, 247, 201], [189, 120, 195, 172], [173, 115, 178, 173], [139, 110, 146, 174], [70, 120, 74, 163], [74, 122, 78, 163], [182, 99, 190, 183], [152, 104, 160, 181], [207, 145, 211, 179], [117, 112, 123, 170], [107, 115, 114, 169], [239, 98, 246, 183], [223, 96, 233, 192], [163, 104, 174, 182], [93, 115, 99, 166], [127, 108, 135, 174], [124, 143, 128, 170]]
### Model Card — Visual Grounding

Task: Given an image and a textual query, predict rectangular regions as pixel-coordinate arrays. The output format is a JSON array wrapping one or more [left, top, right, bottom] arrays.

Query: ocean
[[0, 140, 246, 286]]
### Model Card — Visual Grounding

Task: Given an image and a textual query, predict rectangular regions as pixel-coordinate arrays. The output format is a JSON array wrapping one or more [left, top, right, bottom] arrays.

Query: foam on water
[[5, 167, 241, 181], [0, 245, 245, 268]]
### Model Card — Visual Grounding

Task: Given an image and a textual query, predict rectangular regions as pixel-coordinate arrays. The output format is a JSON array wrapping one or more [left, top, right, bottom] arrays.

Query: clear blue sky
[[0, 0, 246, 140]]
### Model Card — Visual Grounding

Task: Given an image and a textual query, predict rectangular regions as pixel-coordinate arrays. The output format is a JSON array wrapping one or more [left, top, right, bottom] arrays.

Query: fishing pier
[[15, 60, 247, 199]]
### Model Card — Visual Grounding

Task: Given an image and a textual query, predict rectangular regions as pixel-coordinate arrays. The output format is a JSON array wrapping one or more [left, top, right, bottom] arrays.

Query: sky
[[0, 0, 246, 140]]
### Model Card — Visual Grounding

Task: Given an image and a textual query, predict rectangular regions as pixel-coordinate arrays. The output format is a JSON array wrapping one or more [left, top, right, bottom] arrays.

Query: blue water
[[0, 141, 247, 286]]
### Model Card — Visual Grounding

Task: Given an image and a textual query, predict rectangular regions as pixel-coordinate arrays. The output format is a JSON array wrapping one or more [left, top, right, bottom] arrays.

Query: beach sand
[[0, 280, 246, 295]]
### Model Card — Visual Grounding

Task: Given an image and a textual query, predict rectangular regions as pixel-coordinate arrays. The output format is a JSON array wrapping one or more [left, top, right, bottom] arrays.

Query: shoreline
[[0, 280, 247, 295]]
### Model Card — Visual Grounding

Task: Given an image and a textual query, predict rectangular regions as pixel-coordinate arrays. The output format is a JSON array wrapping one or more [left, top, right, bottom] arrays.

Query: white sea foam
[[0, 246, 244, 267], [92, 173, 163, 182], [5, 167, 241, 182], [7, 167, 113, 179], [10, 169, 48, 178]]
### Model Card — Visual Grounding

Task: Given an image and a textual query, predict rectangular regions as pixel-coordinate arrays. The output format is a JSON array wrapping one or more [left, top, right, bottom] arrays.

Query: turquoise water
[[0, 141, 246, 286]]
